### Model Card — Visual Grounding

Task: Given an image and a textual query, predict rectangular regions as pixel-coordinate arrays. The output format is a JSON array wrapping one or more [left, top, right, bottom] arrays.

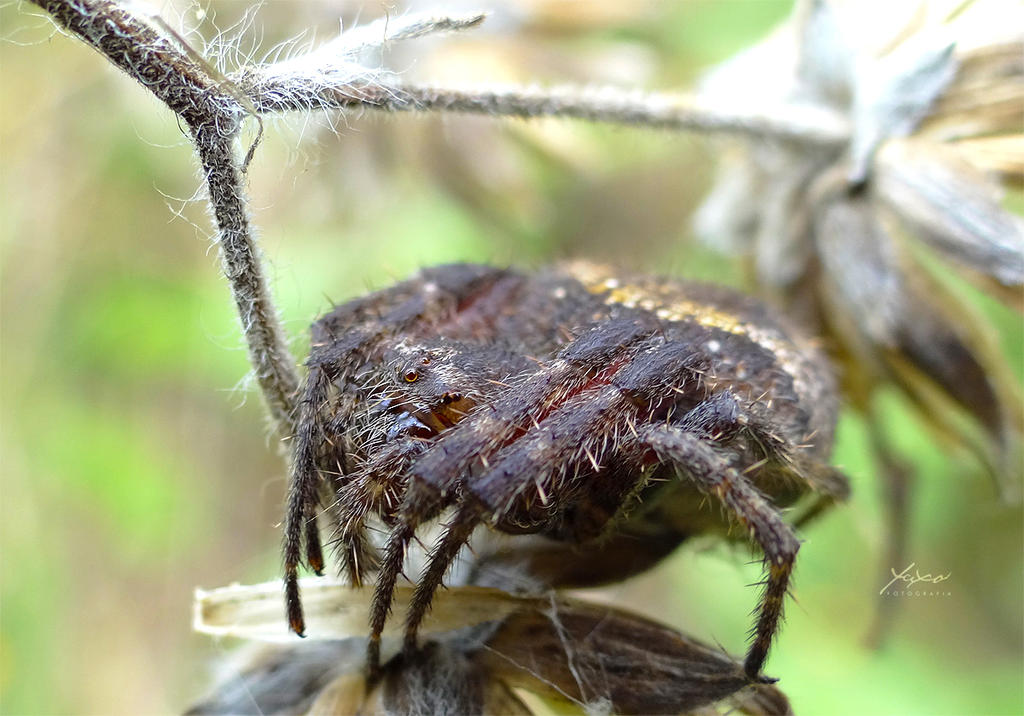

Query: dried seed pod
[[190, 581, 791, 716], [703, 0, 1023, 434], [480, 600, 791, 715]]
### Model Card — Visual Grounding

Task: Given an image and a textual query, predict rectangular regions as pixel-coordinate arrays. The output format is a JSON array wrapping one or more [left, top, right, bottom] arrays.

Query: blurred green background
[[1, 1, 1021, 714]]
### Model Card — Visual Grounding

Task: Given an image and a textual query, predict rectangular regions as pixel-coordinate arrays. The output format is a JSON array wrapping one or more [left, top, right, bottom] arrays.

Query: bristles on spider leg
[[330, 490, 380, 588], [642, 422, 799, 680], [284, 567, 306, 637], [744, 558, 794, 679], [403, 504, 481, 653], [367, 519, 416, 678], [366, 478, 450, 677], [338, 529, 367, 587], [283, 365, 331, 636], [304, 513, 324, 575]]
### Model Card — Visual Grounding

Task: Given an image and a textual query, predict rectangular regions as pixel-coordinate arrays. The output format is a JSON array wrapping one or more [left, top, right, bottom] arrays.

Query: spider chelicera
[[283, 262, 849, 680]]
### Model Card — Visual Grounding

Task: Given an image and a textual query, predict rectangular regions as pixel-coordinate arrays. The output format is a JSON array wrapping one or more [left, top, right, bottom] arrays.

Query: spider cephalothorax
[[284, 262, 849, 680]]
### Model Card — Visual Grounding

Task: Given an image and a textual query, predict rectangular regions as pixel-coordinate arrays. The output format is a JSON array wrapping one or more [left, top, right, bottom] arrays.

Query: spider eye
[[404, 370, 419, 383], [421, 357, 431, 365]]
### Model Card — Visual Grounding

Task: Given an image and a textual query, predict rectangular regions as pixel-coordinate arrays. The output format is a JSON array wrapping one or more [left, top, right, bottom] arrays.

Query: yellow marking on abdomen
[[564, 261, 809, 390]]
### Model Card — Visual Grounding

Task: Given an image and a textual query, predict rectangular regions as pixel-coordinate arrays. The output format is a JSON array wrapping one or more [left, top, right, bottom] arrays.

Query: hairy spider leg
[[365, 319, 664, 671], [681, 391, 850, 506], [332, 438, 430, 585], [367, 481, 447, 680], [284, 364, 331, 637], [409, 317, 664, 496], [678, 391, 784, 450], [641, 389, 844, 676], [397, 339, 710, 658], [403, 503, 481, 651], [331, 477, 377, 587], [367, 520, 412, 680], [641, 422, 801, 680], [466, 339, 709, 513]]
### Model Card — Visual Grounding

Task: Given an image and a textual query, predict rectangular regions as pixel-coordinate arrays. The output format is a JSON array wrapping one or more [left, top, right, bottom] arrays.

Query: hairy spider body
[[284, 262, 848, 680]]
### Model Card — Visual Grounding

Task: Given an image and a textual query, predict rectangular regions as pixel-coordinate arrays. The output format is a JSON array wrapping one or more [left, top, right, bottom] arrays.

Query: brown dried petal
[[479, 599, 784, 715], [882, 271, 1010, 450], [874, 139, 1024, 287], [875, 228, 1023, 485], [815, 194, 1018, 479]]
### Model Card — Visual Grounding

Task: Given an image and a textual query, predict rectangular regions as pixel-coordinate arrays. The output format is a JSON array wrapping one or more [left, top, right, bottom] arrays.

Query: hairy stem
[[30, 0, 233, 126], [31, 0, 299, 439], [239, 79, 850, 148], [193, 126, 300, 436]]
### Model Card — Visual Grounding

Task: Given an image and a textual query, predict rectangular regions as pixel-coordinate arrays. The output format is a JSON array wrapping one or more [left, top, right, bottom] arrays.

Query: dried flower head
[[189, 579, 791, 715], [694, 0, 1023, 489]]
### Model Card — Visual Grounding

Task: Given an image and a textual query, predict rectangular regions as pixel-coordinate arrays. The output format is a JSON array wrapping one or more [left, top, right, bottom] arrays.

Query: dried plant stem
[[194, 128, 300, 435], [31, 0, 300, 438], [240, 79, 850, 148], [30, 0, 224, 125]]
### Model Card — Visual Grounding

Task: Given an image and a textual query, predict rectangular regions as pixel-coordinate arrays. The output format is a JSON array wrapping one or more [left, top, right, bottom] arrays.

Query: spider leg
[[331, 437, 427, 587], [403, 502, 482, 652], [360, 321, 669, 676], [465, 338, 709, 517], [680, 390, 850, 502], [367, 522, 413, 681], [284, 364, 331, 637], [366, 482, 447, 680], [641, 422, 800, 680], [389, 368, 670, 665], [410, 317, 662, 496], [331, 480, 376, 587], [390, 340, 709, 652]]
